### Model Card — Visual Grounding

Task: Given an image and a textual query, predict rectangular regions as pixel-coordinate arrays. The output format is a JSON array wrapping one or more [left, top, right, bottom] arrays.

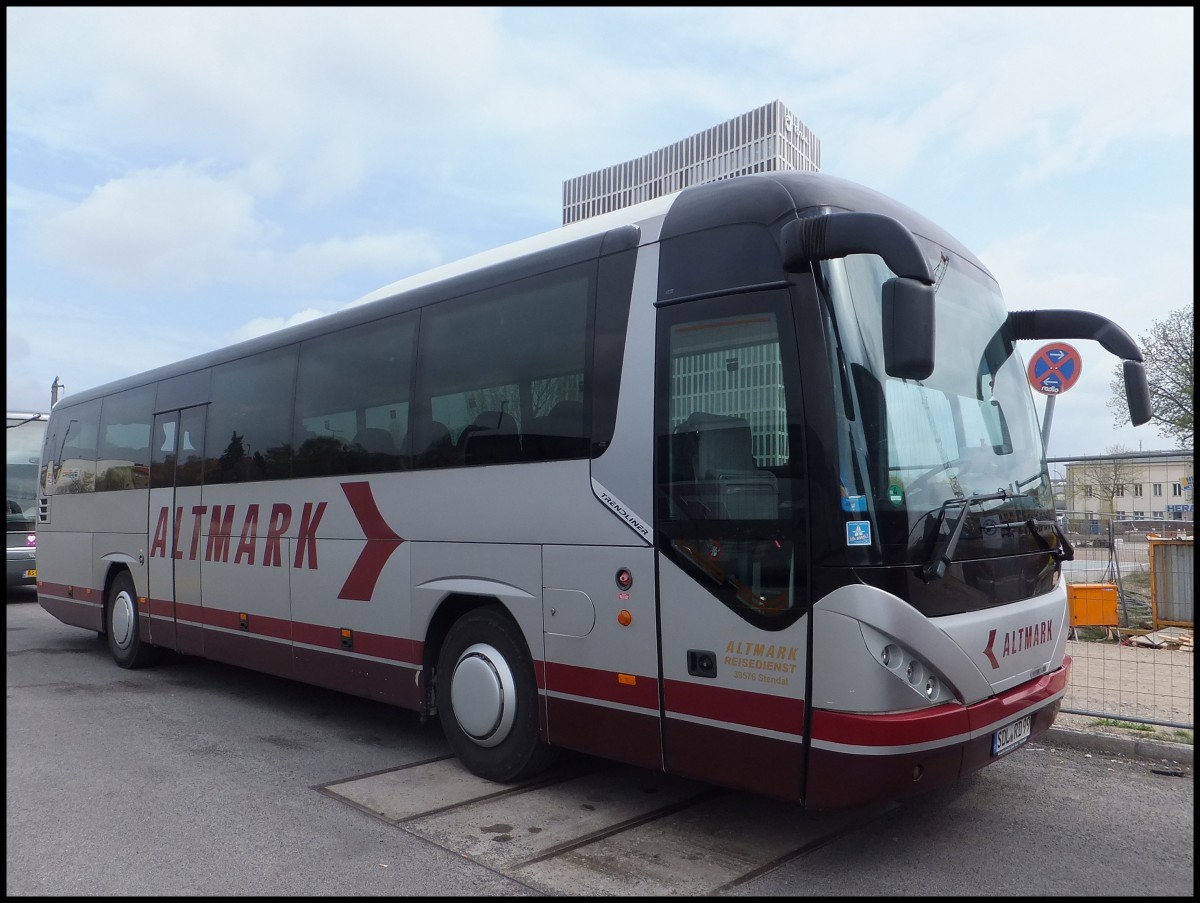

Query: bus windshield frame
[[818, 248, 1056, 568]]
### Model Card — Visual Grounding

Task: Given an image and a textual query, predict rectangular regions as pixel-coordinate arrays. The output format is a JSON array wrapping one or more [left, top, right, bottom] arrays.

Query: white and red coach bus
[[36, 171, 1152, 808]]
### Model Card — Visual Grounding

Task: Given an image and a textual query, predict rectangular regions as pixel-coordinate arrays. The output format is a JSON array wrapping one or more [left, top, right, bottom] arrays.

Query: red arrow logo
[[982, 629, 1000, 669], [338, 481, 404, 601]]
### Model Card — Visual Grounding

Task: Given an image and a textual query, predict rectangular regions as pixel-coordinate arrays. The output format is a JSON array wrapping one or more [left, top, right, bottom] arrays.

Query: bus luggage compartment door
[[542, 544, 662, 772]]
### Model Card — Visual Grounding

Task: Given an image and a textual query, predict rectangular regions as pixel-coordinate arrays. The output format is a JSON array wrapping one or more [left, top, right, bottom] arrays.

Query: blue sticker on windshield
[[841, 494, 867, 513], [846, 521, 871, 546]]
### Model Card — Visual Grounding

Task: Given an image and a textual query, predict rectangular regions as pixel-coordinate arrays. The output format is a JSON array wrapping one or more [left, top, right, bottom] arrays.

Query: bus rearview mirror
[[882, 277, 936, 380], [1123, 360, 1153, 427]]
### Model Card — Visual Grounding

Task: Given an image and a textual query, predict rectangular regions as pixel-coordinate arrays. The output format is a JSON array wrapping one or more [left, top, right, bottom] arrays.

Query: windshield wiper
[[922, 490, 1009, 582], [1026, 519, 1074, 562]]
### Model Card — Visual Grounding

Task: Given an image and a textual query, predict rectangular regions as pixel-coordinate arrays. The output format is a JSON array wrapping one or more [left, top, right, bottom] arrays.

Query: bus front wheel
[[435, 606, 558, 783], [106, 571, 161, 669]]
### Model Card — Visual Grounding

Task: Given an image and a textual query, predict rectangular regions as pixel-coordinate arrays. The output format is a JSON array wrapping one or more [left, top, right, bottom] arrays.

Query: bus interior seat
[[527, 399, 586, 459], [350, 427, 396, 455], [672, 411, 777, 519], [347, 427, 400, 472], [401, 418, 454, 468], [458, 410, 522, 465]]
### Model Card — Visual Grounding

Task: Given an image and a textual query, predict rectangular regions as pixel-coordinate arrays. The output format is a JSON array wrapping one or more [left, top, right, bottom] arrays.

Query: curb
[[1044, 726, 1194, 768]]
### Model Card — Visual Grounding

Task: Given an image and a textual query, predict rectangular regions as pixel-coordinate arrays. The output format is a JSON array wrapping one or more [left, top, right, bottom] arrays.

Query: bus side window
[[206, 346, 298, 484], [52, 398, 102, 495], [95, 384, 154, 492], [293, 311, 415, 478]]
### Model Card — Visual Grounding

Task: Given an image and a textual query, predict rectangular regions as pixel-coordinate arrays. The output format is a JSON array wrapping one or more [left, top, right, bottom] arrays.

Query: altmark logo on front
[[982, 619, 1053, 669]]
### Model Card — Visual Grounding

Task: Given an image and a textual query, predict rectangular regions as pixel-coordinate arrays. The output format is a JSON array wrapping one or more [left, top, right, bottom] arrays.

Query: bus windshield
[[821, 248, 1054, 565], [6, 414, 48, 520]]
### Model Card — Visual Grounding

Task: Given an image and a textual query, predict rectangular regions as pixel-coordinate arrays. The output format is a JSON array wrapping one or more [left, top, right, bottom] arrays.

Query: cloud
[[34, 164, 263, 290]]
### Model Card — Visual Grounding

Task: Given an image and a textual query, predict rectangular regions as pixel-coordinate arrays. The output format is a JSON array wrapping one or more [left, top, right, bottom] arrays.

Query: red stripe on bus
[[146, 596, 422, 664], [663, 678, 805, 736], [543, 660, 659, 709]]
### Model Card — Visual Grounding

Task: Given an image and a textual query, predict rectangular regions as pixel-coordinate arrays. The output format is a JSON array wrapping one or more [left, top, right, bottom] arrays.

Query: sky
[[6, 7, 1194, 460]]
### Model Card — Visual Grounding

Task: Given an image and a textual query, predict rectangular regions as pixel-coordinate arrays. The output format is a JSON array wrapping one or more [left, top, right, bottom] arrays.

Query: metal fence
[[1058, 514, 1194, 732]]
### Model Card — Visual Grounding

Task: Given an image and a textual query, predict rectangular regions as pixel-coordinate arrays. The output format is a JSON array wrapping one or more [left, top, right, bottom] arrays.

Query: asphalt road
[[7, 589, 1194, 896]]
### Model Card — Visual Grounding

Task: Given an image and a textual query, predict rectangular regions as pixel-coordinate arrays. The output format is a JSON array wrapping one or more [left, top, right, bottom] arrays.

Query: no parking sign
[[1027, 342, 1082, 395]]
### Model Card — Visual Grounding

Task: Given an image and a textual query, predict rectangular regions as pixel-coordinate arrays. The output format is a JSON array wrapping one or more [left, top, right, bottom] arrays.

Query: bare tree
[[1109, 307, 1194, 448], [1073, 444, 1140, 514]]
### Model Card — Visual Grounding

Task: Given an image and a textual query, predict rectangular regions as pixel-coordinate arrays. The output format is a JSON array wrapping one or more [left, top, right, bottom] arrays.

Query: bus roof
[[48, 170, 986, 411]]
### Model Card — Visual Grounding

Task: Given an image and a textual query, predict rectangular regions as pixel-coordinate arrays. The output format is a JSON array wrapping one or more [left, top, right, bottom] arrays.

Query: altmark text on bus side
[[725, 640, 798, 683], [147, 481, 405, 603], [981, 619, 1053, 669], [149, 502, 327, 568]]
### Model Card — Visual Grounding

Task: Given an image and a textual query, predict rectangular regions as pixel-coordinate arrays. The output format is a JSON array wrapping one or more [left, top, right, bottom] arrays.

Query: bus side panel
[[656, 556, 809, 803], [291, 538, 420, 709], [410, 540, 545, 724], [189, 485, 297, 681], [542, 544, 662, 772], [37, 495, 106, 632]]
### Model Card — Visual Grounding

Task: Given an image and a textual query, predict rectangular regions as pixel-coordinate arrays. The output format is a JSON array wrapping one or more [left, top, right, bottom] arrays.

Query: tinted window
[[96, 385, 154, 492], [415, 263, 593, 468], [293, 312, 416, 477], [205, 347, 297, 484], [48, 399, 101, 495], [655, 293, 808, 630]]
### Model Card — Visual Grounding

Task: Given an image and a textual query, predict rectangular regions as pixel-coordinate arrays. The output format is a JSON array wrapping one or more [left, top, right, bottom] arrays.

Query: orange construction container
[[1068, 583, 1119, 627]]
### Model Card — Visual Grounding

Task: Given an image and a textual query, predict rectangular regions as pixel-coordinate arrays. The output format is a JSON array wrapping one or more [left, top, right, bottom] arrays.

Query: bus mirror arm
[[779, 212, 936, 381], [780, 211, 935, 283], [1006, 309, 1154, 426]]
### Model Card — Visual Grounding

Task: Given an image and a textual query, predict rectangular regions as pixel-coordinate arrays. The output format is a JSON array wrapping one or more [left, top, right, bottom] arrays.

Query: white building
[[1051, 451, 1194, 528], [562, 99, 820, 225]]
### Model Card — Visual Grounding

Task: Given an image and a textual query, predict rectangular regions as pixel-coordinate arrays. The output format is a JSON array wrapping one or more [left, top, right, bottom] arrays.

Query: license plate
[[992, 714, 1032, 756], [23, 568, 37, 579]]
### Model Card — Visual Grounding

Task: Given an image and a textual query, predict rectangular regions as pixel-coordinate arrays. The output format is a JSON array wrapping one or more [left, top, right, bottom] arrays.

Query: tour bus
[[36, 171, 1152, 809], [7, 411, 49, 589]]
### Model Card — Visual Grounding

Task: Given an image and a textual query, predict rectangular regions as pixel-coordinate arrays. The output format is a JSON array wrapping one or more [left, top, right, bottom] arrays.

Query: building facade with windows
[[561, 99, 820, 225], [1051, 450, 1195, 529], [562, 101, 819, 459]]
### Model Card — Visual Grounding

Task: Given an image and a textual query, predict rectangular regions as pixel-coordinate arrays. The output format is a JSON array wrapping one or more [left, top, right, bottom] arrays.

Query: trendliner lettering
[[981, 619, 1053, 669], [147, 481, 404, 603], [597, 490, 650, 537]]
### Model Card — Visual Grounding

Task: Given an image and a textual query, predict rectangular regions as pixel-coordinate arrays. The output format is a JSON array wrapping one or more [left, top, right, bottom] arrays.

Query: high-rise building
[[561, 99, 820, 225], [561, 101, 821, 461]]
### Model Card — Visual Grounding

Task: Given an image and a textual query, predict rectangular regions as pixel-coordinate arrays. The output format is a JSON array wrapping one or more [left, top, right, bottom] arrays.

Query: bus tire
[[436, 606, 558, 783], [106, 571, 161, 669]]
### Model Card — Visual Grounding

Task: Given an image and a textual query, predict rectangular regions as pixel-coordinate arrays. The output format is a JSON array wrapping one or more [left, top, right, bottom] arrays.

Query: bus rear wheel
[[106, 571, 161, 669], [436, 606, 558, 783]]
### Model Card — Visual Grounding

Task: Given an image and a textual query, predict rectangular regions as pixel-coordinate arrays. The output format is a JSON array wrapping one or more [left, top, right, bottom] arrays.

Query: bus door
[[654, 291, 812, 802], [147, 406, 207, 655]]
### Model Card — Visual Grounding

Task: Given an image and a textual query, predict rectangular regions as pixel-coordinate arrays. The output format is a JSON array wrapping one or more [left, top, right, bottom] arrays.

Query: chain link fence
[[1057, 513, 1193, 735]]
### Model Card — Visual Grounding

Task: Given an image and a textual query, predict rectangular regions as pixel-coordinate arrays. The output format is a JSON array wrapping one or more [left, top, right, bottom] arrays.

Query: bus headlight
[[881, 643, 900, 668], [906, 660, 925, 686], [860, 624, 956, 705]]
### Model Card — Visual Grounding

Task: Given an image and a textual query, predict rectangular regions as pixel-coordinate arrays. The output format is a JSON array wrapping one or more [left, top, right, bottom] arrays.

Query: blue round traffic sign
[[1027, 342, 1082, 395]]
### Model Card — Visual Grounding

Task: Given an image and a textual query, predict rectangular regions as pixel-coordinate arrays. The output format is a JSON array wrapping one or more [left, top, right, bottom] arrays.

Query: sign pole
[[1040, 394, 1055, 451], [1027, 342, 1081, 455]]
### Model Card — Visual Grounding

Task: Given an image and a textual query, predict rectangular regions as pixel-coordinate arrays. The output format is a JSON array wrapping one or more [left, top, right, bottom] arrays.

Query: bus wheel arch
[[103, 568, 161, 669], [433, 601, 558, 783]]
